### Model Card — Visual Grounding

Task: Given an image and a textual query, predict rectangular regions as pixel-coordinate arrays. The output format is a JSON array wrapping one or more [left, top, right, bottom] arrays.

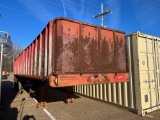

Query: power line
[[83, 0, 100, 8], [0, 2, 90, 18], [42, 0, 94, 22], [0, 4, 33, 16], [64, 0, 97, 13], [42, 0, 92, 16], [0, 1, 95, 22], [0, 0, 99, 17]]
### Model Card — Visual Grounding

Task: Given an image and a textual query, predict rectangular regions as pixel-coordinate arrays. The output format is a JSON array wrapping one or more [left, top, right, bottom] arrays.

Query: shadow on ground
[[0, 78, 81, 120], [23, 115, 36, 120], [0, 79, 19, 120], [24, 82, 81, 104]]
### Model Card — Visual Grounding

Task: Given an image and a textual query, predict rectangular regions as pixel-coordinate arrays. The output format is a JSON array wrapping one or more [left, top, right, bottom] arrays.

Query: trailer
[[14, 17, 129, 108]]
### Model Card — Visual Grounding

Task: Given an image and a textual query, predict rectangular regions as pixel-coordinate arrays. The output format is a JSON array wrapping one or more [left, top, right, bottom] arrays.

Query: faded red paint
[[35, 38, 38, 75], [26, 48, 29, 75], [49, 73, 129, 87], [28, 44, 32, 75], [14, 17, 128, 87], [39, 33, 43, 76], [31, 42, 35, 75], [44, 26, 48, 76], [49, 21, 53, 74]]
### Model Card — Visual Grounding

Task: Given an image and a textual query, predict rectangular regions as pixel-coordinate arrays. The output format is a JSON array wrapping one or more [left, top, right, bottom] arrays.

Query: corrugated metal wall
[[74, 38, 136, 110], [74, 82, 135, 108], [14, 21, 53, 77]]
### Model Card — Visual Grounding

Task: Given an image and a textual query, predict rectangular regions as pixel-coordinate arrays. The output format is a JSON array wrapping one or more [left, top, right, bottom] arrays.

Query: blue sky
[[0, 0, 160, 48]]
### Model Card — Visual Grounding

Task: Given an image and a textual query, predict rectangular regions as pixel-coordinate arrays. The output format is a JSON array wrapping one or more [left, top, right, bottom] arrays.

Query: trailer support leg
[[66, 87, 74, 104], [36, 81, 46, 109]]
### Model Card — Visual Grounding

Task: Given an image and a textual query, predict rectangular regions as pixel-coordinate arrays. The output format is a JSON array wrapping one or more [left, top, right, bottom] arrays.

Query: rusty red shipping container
[[14, 18, 128, 88]]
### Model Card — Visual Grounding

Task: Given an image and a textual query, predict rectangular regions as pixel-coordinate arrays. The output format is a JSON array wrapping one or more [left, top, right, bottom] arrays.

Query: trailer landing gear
[[36, 102, 47, 109], [66, 98, 74, 104], [65, 87, 74, 104], [27, 81, 48, 109]]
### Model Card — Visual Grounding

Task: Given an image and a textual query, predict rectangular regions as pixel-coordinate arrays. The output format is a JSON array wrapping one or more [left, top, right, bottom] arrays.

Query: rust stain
[[100, 29, 114, 72], [56, 20, 79, 73], [114, 32, 126, 72], [81, 25, 99, 72]]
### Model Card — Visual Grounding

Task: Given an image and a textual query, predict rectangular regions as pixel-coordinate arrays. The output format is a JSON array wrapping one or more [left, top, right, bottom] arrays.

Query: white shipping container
[[128, 32, 160, 115]]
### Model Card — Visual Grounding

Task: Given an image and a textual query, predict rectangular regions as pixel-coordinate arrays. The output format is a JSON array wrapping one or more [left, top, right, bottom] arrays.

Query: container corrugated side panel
[[22, 51, 24, 74], [29, 44, 32, 75], [34, 38, 38, 75], [14, 21, 53, 77], [26, 48, 28, 75], [19, 55, 21, 74], [44, 26, 48, 76], [20, 54, 23, 74], [41, 31, 45, 76], [30, 42, 33, 75], [74, 82, 135, 109], [74, 32, 135, 109], [48, 21, 53, 75], [36, 36, 40, 75], [38, 34, 42, 76], [25, 50, 27, 74], [28, 47, 30, 75], [32, 42, 35, 75], [23, 51, 25, 75]]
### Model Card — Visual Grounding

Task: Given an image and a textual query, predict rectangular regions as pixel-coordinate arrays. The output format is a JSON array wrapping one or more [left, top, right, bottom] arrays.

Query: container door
[[138, 36, 160, 112]]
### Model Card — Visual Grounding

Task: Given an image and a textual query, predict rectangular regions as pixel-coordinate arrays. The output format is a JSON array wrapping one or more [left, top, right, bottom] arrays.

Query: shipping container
[[74, 31, 160, 116], [127, 32, 160, 115]]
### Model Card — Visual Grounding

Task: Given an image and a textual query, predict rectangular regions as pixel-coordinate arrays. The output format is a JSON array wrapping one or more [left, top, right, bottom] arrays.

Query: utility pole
[[93, 3, 112, 27]]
